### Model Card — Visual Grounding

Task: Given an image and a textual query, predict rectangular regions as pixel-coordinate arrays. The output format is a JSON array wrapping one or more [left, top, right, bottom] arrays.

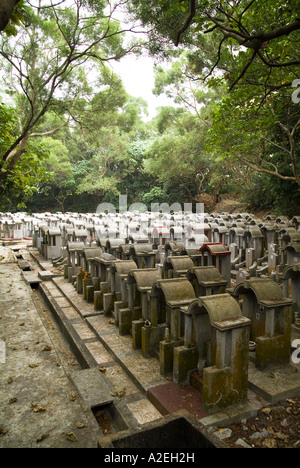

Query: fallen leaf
[[261, 408, 272, 415], [33, 405, 47, 413], [275, 432, 288, 442], [264, 438, 277, 449], [42, 345, 52, 352], [37, 433, 50, 443], [65, 432, 77, 442], [286, 399, 296, 405], [29, 363, 42, 368], [76, 421, 87, 429], [110, 388, 126, 398]]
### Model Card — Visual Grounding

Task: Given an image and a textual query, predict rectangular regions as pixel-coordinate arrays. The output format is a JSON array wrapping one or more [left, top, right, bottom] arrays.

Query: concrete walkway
[[0, 246, 99, 448], [0, 244, 164, 448]]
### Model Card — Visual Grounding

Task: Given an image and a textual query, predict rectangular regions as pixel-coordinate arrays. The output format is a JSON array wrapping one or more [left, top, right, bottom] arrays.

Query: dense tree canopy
[[0, 0, 299, 215], [0, 0, 142, 191], [0, 0, 22, 33]]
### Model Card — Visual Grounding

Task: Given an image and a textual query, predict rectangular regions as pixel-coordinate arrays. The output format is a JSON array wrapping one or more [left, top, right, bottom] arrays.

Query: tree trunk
[[0, 136, 28, 184], [0, 0, 21, 32]]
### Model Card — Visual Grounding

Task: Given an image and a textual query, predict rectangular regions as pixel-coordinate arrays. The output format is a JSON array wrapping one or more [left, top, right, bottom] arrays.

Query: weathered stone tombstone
[[212, 225, 229, 246], [163, 256, 194, 279], [229, 227, 245, 260], [74, 229, 88, 243], [81, 247, 103, 302], [233, 279, 293, 370], [261, 223, 278, 248], [186, 266, 228, 297], [66, 241, 84, 267], [82, 247, 103, 277], [176, 294, 251, 413], [151, 226, 170, 247], [126, 268, 162, 344], [229, 243, 239, 265], [197, 243, 231, 287], [184, 247, 205, 267], [117, 243, 131, 260], [267, 243, 279, 275], [129, 243, 156, 269], [245, 248, 255, 269], [65, 241, 85, 281], [43, 227, 62, 260], [170, 225, 184, 242], [108, 260, 137, 319], [292, 216, 300, 231], [243, 226, 265, 261], [142, 278, 196, 361], [283, 241, 300, 267], [6, 220, 24, 240], [164, 241, 185, 258], [106, 238, 126, 258], [236, 269, 251, 286], [93, 253, 116, 311], [281, 263, 300, 323]]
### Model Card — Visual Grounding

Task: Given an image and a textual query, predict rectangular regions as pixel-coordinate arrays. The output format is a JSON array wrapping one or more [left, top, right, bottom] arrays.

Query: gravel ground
[[215, 397, 300, 448]]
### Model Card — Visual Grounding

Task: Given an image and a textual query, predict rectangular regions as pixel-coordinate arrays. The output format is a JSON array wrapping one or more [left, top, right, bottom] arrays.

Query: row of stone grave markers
[[1, 210, 300, 413]]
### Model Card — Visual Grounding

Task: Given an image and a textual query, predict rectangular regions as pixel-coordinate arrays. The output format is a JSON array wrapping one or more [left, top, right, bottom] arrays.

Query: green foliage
[[0, 102, 17, 153], [3, 0, 26, 37], [242, 174, 300, 217]]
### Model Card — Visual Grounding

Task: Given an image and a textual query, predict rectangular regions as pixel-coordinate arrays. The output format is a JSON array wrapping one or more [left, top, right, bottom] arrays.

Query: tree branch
[[0, 0, 21, 32], [229, 49, 258, 91], [240, 157, 297, 182], [175, 0, 196, 46]]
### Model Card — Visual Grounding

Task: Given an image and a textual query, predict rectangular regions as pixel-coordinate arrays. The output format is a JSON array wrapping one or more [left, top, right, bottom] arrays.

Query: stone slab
[[70, 367, 114, 409], [148, 382, 208, 420], [125, 399, 162, 426], [200, 401, 257, 428], [248, 361, 300, 403], [87, 315, 167, 393], [21, 271, 42, 285], [38, 270, 61, 281]]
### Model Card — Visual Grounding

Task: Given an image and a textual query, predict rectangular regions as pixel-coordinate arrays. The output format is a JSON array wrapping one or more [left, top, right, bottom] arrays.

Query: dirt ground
[[219, 397, 300, 448]]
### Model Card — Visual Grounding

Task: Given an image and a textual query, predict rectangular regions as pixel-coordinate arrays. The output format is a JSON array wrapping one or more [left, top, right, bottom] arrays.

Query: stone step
[[39, 279, 163, 429]]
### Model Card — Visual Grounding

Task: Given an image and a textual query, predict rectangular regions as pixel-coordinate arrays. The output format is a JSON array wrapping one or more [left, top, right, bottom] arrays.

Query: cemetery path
[[0, 244, 163, 448], [0, 247, 100, 448], [1, 243, 300, 449]]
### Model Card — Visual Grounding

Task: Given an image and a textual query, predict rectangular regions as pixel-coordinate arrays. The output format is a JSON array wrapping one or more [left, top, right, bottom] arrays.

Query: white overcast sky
[[110, 5, 176, 121], [112, 54, 175, 121]]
